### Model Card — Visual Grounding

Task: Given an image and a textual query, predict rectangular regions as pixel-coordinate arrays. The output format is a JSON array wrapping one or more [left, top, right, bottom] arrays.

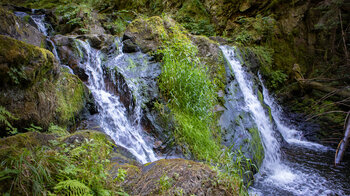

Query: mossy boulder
[[0, 35, 57, 87], [0, 35, 89, 133], [0, 132, 55, 160], [0, 6, 45, 47], [123, 16, 171, 53], [113, 158, 239, 195]]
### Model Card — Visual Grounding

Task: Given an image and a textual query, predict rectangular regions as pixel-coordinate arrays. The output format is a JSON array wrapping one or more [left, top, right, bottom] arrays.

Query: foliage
[[25, 124, 43, 133], [8, 67, 27, 85], [56, 0, 95, 33], [158, 173, 172, 193], [0, 148, 65, 195], [158, 23, 216, 119], [114, 168, 127, 183], [212, 149, 257, 195], [54, 180, 92, 195], [173, 110, 220, 160], [0, 106, 18, 135], [249, 46, 288, 89], [48, 124, 69, 136], [233, 15, 277, 45], [174, 0, 215, 36], [157, 18, 221, 161], [0, 132, 118, 195]]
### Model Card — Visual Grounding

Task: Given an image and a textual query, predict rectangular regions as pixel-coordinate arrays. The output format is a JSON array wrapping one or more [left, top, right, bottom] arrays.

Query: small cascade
[[220, 46, 345, 195], [73, 39, 157, 163], [260, 76, 329, 150], [30, 14, 49, 36], [220, 46, 293, 179]]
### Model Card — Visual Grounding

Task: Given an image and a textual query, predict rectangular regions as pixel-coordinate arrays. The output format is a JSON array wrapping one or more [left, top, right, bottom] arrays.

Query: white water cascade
[[73, 40, 158, 163], [260, 76, 330, 150], [220, 46, 344, 196], [26, 12, 157, 163], [31, 14, 49, 36]]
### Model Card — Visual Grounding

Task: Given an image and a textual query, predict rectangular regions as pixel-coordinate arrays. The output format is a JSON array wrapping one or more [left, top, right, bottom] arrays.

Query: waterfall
[[220, 46, 344, 196], [220, 46, 295, 182], [29, 11, 157, 163], [260, 75, 329, 150], [31, 14, 49, 36], [73, 39, 158, 163]]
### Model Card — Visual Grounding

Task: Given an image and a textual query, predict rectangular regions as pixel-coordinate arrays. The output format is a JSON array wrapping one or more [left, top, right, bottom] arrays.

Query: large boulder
[[0, 6, 45, 47], [113, 158, 239, 195], [0, 35, 89, 133]]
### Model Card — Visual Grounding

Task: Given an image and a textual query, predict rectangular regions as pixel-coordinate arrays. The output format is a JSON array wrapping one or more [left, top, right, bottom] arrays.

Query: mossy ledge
[[0, 35, 89, 133]]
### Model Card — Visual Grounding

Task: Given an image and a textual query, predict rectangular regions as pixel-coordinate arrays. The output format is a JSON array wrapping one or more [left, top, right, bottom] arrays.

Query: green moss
[[248, 128, 264, 167], [257, 90, 273, 122], [55, 70, 87, 127], [0, 35, 56, 86]]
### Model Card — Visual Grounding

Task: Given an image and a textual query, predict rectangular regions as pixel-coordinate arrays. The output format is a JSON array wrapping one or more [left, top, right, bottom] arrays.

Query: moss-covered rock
[[0, 35, 89, 133], [115, 158, 239, 195], [0, 35, 57, 87], [0, 6, 45, 47], [123, 16, 170, 53]]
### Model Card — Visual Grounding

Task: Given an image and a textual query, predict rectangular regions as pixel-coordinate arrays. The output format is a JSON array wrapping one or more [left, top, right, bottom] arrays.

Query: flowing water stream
[[221, 46, 350, 196]]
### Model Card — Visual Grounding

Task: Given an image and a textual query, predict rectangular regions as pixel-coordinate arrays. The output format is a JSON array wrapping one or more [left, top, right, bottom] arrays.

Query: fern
[[54, 180, 92, 196], [0, 106, 18, 134]]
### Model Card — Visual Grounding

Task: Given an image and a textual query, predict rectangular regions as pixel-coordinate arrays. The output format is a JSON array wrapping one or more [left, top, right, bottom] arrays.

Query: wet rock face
[[52, 34, 115, 82], [0, 6, 45, 47], [219, 63, 264, 167], [122, 39, 139, 53]]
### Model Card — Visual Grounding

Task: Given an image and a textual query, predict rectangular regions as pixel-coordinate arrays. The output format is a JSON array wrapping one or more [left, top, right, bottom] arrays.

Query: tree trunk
[[335, 112, 350, 165]]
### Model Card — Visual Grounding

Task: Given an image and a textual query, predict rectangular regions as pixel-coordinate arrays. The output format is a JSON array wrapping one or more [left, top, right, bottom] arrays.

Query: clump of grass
[[157, 18, 220, 161]]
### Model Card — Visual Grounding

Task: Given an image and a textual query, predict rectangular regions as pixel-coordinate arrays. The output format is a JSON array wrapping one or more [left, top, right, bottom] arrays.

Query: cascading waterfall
[[31, 14, 49, 36], [73, 39, 157, 163], [260, 76, 329, 150], [220, 46, 295, 183], [28, 12, 157, 163], [220, 46, 345, 195], [21, 11, 349, 194]]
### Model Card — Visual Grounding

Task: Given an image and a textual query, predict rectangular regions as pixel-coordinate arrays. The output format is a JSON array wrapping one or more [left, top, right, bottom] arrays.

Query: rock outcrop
[[0, 6, 45, 47]]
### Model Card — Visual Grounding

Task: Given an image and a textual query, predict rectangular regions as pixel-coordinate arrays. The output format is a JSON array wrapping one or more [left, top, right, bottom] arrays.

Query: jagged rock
[[122, 39, 139, 53], [0, 6, 45, 47], [76, 34, 114, 49]]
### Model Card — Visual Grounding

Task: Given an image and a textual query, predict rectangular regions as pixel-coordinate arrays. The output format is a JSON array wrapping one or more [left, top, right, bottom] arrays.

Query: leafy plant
[[54, 180, 92, 195], [158, 173, 172, 193], [8, 67, 27, 85], [114, 168, 127, 183], [25, 124, 43, 132], [0, 106, 18, 135]]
